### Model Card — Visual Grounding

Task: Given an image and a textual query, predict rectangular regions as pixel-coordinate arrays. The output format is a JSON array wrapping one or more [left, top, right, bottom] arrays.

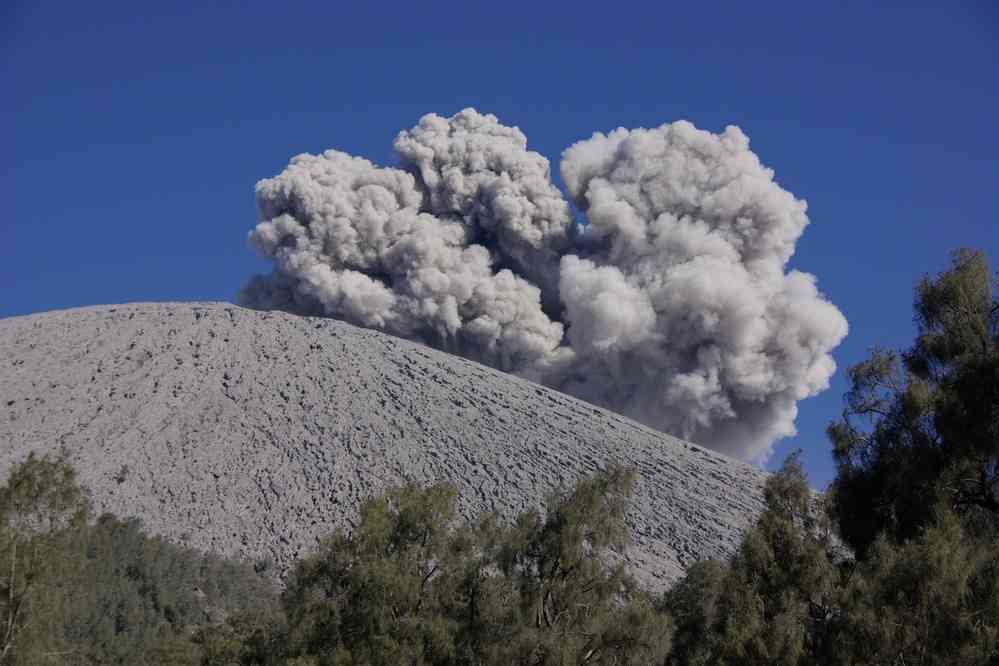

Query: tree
[[821, 247, 999, 663], [832, 508, 999, 665], [280, 482, 478, 665], [0, 451, 90, 663], [828, 248, 998, 556], [273, 466, 672, 665], [64, 513, 278, 664], [662, 453, 839, 665], [0, 453, 279, 665], [192, 607, 288, 665], [491, 465, 670, 665]]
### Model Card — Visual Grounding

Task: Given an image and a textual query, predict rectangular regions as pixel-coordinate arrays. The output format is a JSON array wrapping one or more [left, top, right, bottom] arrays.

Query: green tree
[[827, 248, 998, 555], [280, 482, 477, 665], [64, 513, 277, 664], [0, 451, 90, 663], [273, 466, 672, 666], [491, 465, 670, 665], [0, 453, 279, 665], [832, 508, 999, 665], [819, 247, 999, 663], [192, 607, 288, 665], [663, 453, 838, 665]]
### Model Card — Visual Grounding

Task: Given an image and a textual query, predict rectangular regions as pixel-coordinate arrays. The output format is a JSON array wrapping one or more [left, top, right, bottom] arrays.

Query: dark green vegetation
[[0, 452, 279, 664], [661, 248, 998, 665], [2, 249, 996, 664]]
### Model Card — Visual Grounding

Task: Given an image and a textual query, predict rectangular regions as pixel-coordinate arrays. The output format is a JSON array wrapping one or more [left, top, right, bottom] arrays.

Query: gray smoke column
[[241, 109, 848, 461], [240, 141, 565, 371]]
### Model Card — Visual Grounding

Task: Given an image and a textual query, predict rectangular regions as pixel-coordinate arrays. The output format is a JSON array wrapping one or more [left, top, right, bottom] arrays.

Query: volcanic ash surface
[[0, 302, 767, 589]]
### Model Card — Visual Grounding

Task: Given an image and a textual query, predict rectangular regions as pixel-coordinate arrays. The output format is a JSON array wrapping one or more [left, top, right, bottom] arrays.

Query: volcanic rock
[[0, 302, 767, 589]]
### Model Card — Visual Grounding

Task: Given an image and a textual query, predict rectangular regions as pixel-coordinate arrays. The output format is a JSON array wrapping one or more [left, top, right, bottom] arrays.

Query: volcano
[[0, 302, 767, 589]]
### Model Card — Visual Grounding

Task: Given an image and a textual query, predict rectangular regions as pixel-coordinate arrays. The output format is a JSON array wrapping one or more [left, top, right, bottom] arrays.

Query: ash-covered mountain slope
[[0, 302, 767, 589]]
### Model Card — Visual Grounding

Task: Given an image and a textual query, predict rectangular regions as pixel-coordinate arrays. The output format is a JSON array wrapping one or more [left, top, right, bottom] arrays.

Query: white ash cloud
[[556, 122, 848, 457], [241, 109, 847, 461], [240, 147, 564, 370], [393, 109, 573, 302]]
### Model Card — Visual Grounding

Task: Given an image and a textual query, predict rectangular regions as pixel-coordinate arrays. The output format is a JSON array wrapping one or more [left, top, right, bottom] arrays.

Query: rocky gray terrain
[[0, 302, 768, 589]]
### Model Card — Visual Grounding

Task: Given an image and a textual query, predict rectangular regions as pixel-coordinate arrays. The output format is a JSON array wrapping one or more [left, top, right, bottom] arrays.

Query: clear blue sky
[[4, 1, 996, 486]]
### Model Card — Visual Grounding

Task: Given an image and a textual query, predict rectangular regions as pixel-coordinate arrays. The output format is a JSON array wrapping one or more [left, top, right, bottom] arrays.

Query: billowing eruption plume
[[241, 109, 848, 461]]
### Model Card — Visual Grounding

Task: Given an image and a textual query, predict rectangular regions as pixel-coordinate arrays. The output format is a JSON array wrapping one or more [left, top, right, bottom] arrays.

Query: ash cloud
[[240, 109, 847, 461]]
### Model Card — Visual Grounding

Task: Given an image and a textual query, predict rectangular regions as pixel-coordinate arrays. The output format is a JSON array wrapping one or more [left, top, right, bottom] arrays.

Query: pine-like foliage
[[274, 466, 670, 665], [663, 454, 839, 665], [828, 248, 998, 555], [0, 452, 278, 665]]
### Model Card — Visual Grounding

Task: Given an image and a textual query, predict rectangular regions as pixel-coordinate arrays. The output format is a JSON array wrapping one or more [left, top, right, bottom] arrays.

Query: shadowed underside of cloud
[[240, 109, 848, 462]]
